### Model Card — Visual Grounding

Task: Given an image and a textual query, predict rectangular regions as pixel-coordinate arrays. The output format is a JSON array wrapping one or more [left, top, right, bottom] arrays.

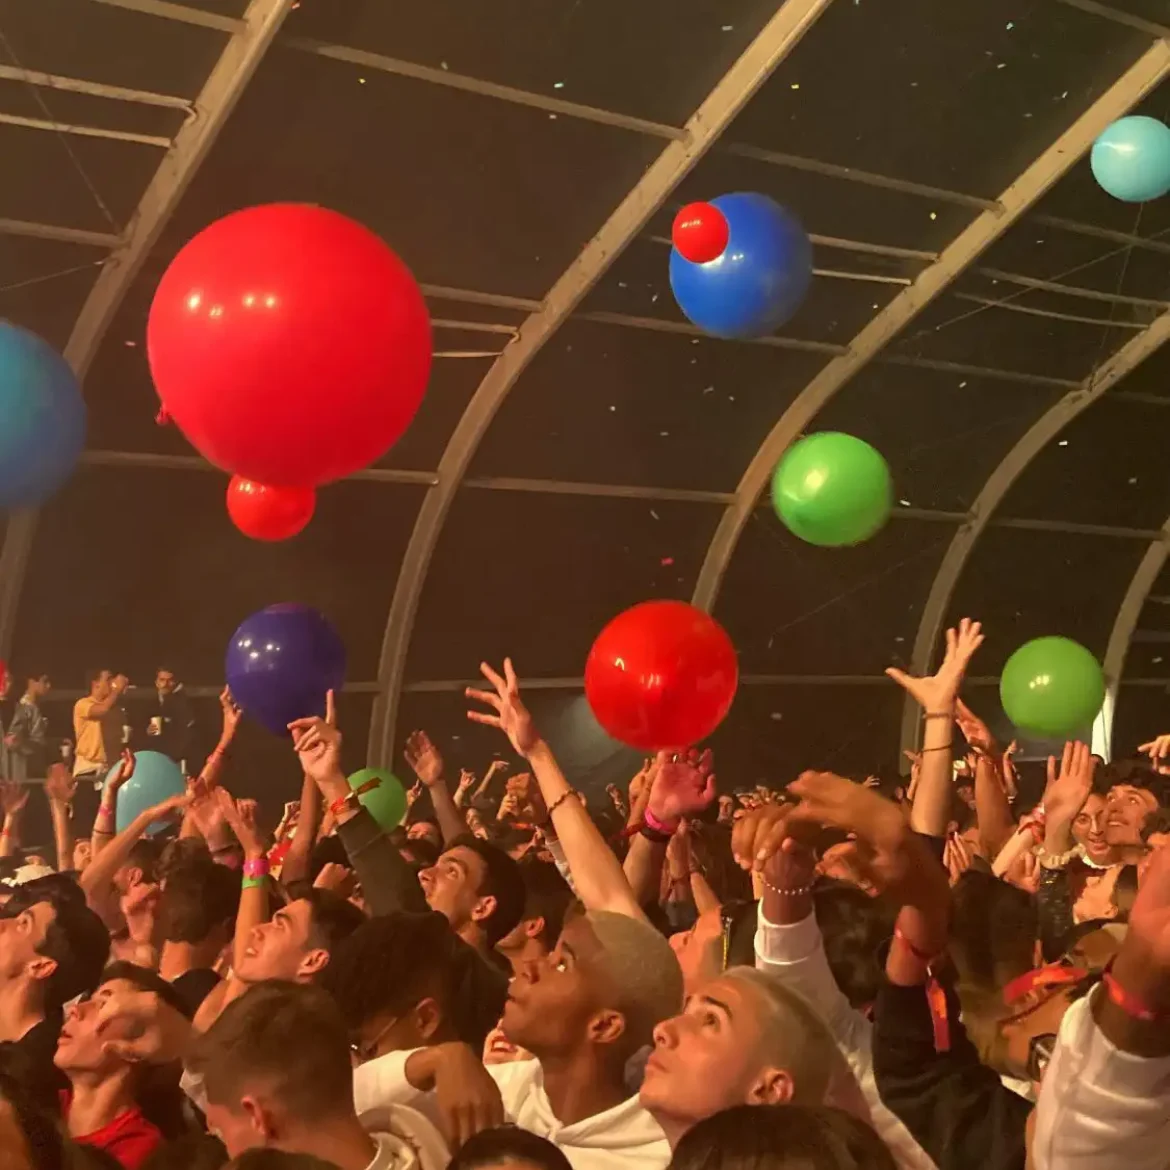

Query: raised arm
[[886, 618, 984, 837], [0, 781, 29, 858], [279, 771, 320, 886], [467, 658, 648, 922], [955, 698, 1015, 857], [43, 765, 77, 873], [403, 730, 465, 845], [90, 751, 133, 861]]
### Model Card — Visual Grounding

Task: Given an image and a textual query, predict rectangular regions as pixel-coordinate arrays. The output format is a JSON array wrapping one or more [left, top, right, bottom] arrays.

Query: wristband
[[1103, 969, 1165, 1023], [243, 857, 269, 879], [644, 807, 680, 836], [543, 790, 579, 822], [894, 927, 951, 1053], [329, 791, 359, 818], [242, 876, 266, 891], [638, 819, 673, 845], [923, 711, 953, 721]]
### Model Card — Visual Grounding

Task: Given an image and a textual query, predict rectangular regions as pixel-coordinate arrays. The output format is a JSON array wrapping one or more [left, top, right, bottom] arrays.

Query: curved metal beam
[[0, 0, 296, 660], [898, 307, 1170, 758], [1093, 516, 1170, 759], [692, 40, 1170, 623], [367, 0, 837, 766]]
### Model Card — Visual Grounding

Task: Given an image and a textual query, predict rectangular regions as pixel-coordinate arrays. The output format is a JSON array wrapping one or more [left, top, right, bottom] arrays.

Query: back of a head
[[949, 870, 1037, 989], [517, 859, 572, 948], [229, 1153, 340, 1170], [160, 854, 241, 945], [584, 910, 683, 1050], [141, 1133, 227, 1170], [719, 968, 837, 1106], [450, 834, 526, 946], [669, 1104, 896, 1170], [449, 1126, 573, 1170], [187, 981, 354, 1125], [302, 888, 366, 957], [812, 883, 893, 1010], [319, 911, 460, 1031]]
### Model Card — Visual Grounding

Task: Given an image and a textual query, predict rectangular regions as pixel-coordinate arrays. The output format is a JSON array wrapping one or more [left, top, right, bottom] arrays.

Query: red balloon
[[671, 202, 730, 264], [226, 476, 316, 541], [585, 600, 738, 750], [148, 204, 432, 487]]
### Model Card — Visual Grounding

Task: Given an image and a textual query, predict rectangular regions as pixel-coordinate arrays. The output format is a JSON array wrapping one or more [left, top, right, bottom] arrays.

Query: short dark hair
[[100, 961, 188, 1012], [1102, 759, 1170, 808], [447, 834, 525, 947], [1142, 806, 1170, 843], [159, 854, 240, 945], [301, 889, 365, 956], [401, 837, 440, 868], [188, 982, 353, 1124], [813, 882, 895, 1010], [229, 1152, 338, 1170], [670, 1104, 897, 1170], [84, 668, 110, 689], [450, 1127, 571, 1170], [318, 911, 462, 1031], [126, 837, 166, 886], [516, 859, 573, 950], [4, 878, 110, 1011]]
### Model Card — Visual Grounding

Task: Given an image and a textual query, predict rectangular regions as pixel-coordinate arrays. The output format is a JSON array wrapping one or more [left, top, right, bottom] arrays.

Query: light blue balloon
[[0, 323, 86, 508], [1090, 116, 1170, 203], [110, 751, 186, 836]]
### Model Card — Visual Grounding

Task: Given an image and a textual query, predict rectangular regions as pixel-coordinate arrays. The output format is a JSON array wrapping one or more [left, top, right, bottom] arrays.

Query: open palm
[[886, 618, 983, 711]]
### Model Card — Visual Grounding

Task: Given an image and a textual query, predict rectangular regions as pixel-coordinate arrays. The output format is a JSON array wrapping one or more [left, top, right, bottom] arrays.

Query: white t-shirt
[[354, 1050, 670, 1170]]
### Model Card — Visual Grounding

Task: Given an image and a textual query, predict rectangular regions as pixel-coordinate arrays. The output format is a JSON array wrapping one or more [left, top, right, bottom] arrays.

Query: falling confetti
[[1129, 477, 1139, 485], [1005, 20, 1014, 29], [702, 386, 714, 394], [1058, 440, 1068, 447], [553, 81, 565, 90], [661, 557, 674, 566], [899, 499, 912, 507], [659, 431, 670, 437], [609, 405, 617, 412], [770, 712, 783, 721], [358, 77, 367, 84], [721, 24, 733, 31], [959, 381, 967, 388], [124, 340, 137, 348], [440, 62, 449, 70], [929, 211, 937, 220], [549, 113, 557, 120], [997, 62, 1006, 70], [650, 510, 660, 520], [791, 83, 800, 90]]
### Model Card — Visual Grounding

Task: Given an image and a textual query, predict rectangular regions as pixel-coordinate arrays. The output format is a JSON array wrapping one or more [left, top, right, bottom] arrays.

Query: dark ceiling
[[2, 0, 1170, 808]]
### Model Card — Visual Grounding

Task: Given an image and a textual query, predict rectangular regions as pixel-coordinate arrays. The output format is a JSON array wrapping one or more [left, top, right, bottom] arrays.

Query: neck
[[66, 1071, 138, 1138], [281, 1116, 377, 1170], [455, 920, 490, 957], [159, 939, 222, 982], [0, 979, 44, 1044], [653, 1114, 692, 1151], [20, 691, 36, 704], [538, 1047, 629, 1126]]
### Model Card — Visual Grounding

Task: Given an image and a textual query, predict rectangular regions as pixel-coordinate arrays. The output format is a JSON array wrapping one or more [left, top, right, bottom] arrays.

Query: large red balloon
[[226, 476, 315, 541], [585, 600, 738, 750], [148, 205, 432, 487], [672, 202, 730, 264]]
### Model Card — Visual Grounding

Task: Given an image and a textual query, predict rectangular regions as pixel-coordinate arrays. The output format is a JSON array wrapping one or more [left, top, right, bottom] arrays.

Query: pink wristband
[[243, 857, 269, 879], [643, 807, 679, 836]]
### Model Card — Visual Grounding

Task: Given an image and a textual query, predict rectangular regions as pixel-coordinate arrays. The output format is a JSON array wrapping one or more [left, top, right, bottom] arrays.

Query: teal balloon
[[771, 432, 892, 547], [110, 751, 186, 836], [999, 637, 1105, 738], [348, 768, 406, 831], [1091, 116, 1170, 203]]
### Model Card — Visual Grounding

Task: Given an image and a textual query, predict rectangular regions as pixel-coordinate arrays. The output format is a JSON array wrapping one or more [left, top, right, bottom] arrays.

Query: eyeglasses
[[349, 1015, 399, 1064]]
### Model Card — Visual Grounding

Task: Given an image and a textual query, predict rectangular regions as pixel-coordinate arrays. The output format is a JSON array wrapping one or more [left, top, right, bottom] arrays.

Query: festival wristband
[[243, 857, 270, 879], [643, 807, 680, 836], [1103, 970, 1165, 1023], [242, 876, 266, 891], [894, 927, 951, 1053]]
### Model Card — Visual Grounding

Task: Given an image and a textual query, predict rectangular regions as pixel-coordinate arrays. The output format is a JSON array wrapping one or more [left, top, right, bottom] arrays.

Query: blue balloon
[[1091, 116, 1170, 203], [669, 193, 812, 339], [225, 603, 346, 735], [0, 323, 86, 507], [110, 751, 185, 835]]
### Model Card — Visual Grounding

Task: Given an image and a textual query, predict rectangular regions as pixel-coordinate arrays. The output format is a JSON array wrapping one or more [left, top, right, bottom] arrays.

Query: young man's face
[[418, 845, 490, 932], [54, 978, 139, 1074], [28, 676, 50, 700], [155, 671, 176, 695], [90, 671, 113, 701], [1104, 785, 1159, 847], [235, 900, 321, 983], [0, 900, 56, 984]]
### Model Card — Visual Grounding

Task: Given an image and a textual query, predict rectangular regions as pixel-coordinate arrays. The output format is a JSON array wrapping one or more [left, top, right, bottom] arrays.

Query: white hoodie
[[354, 1049, 670, 1170]]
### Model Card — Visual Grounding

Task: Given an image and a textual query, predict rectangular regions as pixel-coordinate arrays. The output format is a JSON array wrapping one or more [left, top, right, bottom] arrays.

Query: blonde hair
[[720, 967, 839, 1106]]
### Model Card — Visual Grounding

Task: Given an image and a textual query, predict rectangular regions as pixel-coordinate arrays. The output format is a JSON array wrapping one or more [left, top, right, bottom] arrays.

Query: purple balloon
[[225, 604, 346, 735]]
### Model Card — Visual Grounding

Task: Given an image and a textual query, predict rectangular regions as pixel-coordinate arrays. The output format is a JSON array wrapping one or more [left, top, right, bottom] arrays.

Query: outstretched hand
[[886, 618, 983, 712], [646, 748, 716, 825], [288, 690, 343, 785], [404, 730, 445, 787], [1043, 740, 1095, 830], [466, 659, 541, 757]]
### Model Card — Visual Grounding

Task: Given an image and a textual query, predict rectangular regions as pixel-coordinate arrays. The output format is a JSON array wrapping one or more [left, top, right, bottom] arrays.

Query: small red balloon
[[585, 600, 738, 750], [148, 204, 432, 487], [671, 202, 730, 264], [227, 476, 316, 541]]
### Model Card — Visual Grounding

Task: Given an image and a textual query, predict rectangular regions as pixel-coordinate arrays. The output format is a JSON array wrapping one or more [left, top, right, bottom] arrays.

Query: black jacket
[[147, 685, 195, 763]]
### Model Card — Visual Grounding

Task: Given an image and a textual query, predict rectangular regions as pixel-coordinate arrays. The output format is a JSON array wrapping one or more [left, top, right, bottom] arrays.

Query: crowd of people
[[0, 622, 1168, 1170]]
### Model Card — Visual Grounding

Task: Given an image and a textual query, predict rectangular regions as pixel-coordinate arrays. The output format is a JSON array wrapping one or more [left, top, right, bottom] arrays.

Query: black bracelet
[[639, 821, 673, 845]]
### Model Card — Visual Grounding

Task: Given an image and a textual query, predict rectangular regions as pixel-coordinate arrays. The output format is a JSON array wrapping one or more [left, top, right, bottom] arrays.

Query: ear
[[125, 867, 144, 888], [470, 894, 498, 926], [239, 1095, 277, 1143], [414, 996, 443, 1042], [586, 1009, 627, 1047], [297, 948, 330, 979], [25, 955, 57, 985], [747, 1066, 794, 1106], [523, 916, 546, 940]]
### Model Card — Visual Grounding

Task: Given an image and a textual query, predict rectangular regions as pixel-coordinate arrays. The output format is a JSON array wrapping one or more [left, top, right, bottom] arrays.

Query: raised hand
[[216, 789, 264, 857], [108, 748, 136, 793], [219, 687, 243, 739], [955, 697, 996, 755], [120, 879, 161, 945], [406, 780, 423, 810], [886, 617, 984, 712], [1044, 740, 1095, 830], [1001, 740, 1020, 802], [95, 987, 191, 1064], [288, 690, 343, 785], [404, 730, 444, 787], [454, 769, 477, 806], [466, 659, 540, 757], [0, 780, 29, 818], [646, 748, 716, 826], [44, 763, 77, 806]]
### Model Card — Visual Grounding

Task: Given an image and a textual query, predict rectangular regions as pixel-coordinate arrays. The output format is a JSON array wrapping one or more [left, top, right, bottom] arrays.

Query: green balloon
[[347, 767, 407, 831], [771, 432, 893, 547], [999, 636, 1105, 738]]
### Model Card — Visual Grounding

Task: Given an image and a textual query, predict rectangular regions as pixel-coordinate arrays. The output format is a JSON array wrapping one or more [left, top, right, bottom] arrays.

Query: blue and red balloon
[[669, 193, 812, 339]]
